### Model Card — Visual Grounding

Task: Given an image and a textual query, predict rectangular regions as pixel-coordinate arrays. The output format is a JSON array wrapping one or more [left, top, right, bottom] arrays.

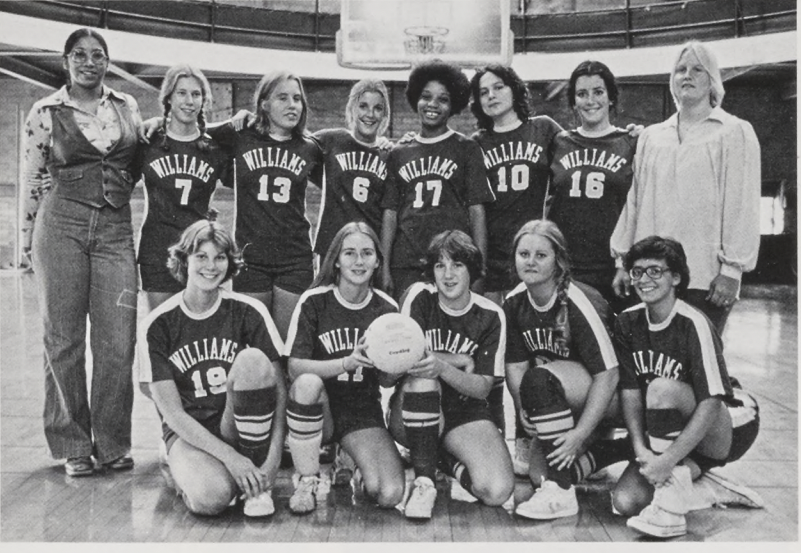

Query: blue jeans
[[32, 195, 137, 463]]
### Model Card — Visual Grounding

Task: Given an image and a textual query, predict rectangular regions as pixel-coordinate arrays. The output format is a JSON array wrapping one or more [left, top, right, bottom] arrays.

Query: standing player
[[311, 80, 391, 259], [381, 60, 495, 300], [283, 222, 405, 514], [139, 219, 287, 518], [547, 61, 636, 313], [612, 236, 760, 538], [504, 220, 627, 520], [210, 71, 323, 339], [138, 64, 230, 311], [388, 230, 513, 520], [469, 65, 563, 304]]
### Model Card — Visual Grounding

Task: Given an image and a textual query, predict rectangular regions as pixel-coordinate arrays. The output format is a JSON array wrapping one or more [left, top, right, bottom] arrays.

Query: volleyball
[[364, 313, 426, 374]]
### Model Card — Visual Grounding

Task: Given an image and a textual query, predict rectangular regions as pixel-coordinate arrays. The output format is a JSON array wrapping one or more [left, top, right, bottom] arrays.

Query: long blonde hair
[[669, 41, 725, 109], [252, 71, 308, 138], [511, 219, 573, 351]]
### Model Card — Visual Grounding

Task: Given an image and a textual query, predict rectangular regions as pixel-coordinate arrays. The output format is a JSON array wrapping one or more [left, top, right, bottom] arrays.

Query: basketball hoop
[[404, 26, 449, 56]]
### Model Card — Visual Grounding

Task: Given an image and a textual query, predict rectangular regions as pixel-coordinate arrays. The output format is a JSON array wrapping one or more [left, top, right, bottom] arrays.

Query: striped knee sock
[[232, 387, 276, 467], [402, 391, 440, 482], [287, 399, 324, 476]]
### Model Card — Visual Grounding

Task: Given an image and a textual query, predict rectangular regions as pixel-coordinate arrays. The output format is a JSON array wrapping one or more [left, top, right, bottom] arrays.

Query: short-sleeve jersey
[[402, 282, 505, 411], [614, 300, 734, 403], [213, 125, 323, 270], [381, 130, 495, 269], [285, 284, 397, 401], [548, 129, 636, 274], [504, 281, 617, 375], [137, 133, 230, 266], [474, 117, 562, 271], [138, 289, 284, 441], [311, 129, 388, 256]]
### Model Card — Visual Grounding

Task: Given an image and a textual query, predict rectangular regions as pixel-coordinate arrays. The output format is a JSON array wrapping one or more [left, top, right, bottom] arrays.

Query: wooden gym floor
[[0, 195, 797, 543]]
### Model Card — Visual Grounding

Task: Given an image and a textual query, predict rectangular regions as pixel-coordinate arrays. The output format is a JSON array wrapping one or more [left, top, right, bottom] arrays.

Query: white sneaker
[[332, 445, 357, 486], [652, 465, 692, 515], [698, 471, 765, 509], [316, 471, 331, 499], [289, 474, 319, 514], [449, 477, 478, 503], [244, 490, 275, 518], [515, 480, 578, 520], [513, 437, 531, 477], [627, 504, 687, 538], [404, 476, 437, 519]]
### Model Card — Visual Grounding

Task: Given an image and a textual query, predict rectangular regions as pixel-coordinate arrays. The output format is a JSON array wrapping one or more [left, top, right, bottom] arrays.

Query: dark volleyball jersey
[[138, 289, 284, 440], [402, 282, 505, 409], [284, 284, 398, 400], [212, 125, 322, 270], [137, 133, 230, 265], [381, 131, 495, 269], [474, 116, 562, 268], [614, 300, 734, 403], [311, 129, 388, 256], [504, 281, 617, 374], [548, 129, 636, 274]]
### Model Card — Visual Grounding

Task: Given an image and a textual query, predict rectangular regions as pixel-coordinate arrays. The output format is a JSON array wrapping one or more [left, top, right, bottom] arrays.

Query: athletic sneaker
[[515, 479, 578, 520], [698, 471, 765, 509], [513, 437, 531, 477], [404, 476, 437, 519], [332, 445, 357, 486], [244, 490, 275, 518], [449, 477, 478, 503], [627, 504, 687, 538], [627, 465, 692, 538], [289, 474, 320, 514]]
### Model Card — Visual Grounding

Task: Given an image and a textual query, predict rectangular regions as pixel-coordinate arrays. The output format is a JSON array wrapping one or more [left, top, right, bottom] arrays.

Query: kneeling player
[[139, 219, 287, 517], [284, 222, 405, 514], [388, 230, 514, 520], [612, 236, 760, 538]]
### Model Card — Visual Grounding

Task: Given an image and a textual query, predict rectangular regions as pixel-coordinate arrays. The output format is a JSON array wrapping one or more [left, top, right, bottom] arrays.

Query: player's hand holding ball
[[363, 313, 426, 375]]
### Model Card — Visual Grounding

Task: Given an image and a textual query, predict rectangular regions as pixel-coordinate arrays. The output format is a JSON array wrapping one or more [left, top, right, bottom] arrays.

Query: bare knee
[[290, 372, 325, 403], [230, 348, 274, 389], [611, 463, 653, 516], [369, 478, 405, 508], [181, 480, 235, 516], [472, 476, 514, 507]]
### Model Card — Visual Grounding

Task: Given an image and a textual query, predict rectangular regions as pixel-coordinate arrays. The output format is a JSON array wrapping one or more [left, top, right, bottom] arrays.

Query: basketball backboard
[[337, 0, 513, 70]]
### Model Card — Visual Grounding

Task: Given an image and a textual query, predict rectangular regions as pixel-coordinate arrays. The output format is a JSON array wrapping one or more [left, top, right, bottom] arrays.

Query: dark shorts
[[234, 262, 313, 295], [485, 257, 514, 293], [690, 389, 760, 472], [441, 395, 494, 436], [139, 261, 183, 293], [327, 388, 386, 442]]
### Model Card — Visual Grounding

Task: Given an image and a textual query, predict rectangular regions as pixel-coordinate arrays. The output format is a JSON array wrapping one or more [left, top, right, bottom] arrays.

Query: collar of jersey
[[179, 290, 223, 320], [645, 299, 680, 331], [333, 285, 373, 310], [576, 126, 621, 138], [438, 292, 474, 316], [348, 130, 379, 148], [493, 120, 523, 133], [166, 128, 201, 142], [527, 288, 557, 312], [416, 129, 455, 144]]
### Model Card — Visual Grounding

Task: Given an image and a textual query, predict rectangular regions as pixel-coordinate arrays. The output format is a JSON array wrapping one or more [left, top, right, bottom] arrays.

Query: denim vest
[[46, 97, 139, 208]]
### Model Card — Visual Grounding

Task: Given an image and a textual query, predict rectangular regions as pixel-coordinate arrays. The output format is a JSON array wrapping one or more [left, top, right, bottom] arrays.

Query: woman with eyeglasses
[[21, 28, 143, 477], [612, 236, 760, 538]]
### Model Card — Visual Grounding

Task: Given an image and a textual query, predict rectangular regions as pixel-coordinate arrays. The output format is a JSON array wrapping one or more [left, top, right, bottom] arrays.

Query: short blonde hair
[[345, 79, 390, 138], [669, 41, 725, 109]]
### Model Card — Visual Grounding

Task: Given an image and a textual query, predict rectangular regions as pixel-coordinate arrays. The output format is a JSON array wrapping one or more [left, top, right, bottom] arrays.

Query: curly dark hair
[[470, 64, 532, 131], [624, 236, 691, 299], [567, 60, 619, 115], [405, 59, 471, 115]]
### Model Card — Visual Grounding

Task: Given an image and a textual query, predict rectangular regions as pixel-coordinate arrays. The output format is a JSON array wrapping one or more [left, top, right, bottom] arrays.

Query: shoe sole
[[515, 505, 579, 520], [627, 517, 686, 538], [702, 471, 765, 508], [65, 467, 94, 477], [404, 510, 433, 520], [244, 508, 275, 518]]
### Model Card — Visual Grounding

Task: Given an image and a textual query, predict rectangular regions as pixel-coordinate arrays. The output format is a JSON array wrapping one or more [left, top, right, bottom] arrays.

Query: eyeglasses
[[68, 49, 108, 64], [629, 265, 669, 281]]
